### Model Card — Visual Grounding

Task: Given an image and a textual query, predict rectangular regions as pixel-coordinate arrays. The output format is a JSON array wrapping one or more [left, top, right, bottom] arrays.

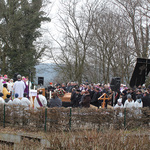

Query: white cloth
[[118, 98, 122, 103], [6, 82, 11, 92], [114, 104, 123, 109], [29, 90, 37, 97], [13, 80, 25, 98], [0, 97, 5, 104], [114, 98, 123, 108], [26, 81, 32, 89], [7, 100, 13, 105], [21, 97, 31, 107], [124, 99, 135, 108], [9, 82, 14, 92], [13, 98, 21, 105], [134, 100, 143, 108], [0, 79, 3, 92], [7, 82, 13, 92], [34, 94, 47, 109], [134, 100, 143, 117]]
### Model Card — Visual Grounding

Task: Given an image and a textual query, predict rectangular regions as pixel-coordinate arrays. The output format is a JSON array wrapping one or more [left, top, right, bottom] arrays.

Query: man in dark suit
[[142, 87, 150, 107], [91, 88, 102, 107]]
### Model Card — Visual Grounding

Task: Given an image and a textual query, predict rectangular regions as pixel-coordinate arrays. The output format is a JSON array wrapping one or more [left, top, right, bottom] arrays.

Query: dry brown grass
[[44, 129, 150, 150], [0, 128, 149, 149], [0, 105, 149, 149]]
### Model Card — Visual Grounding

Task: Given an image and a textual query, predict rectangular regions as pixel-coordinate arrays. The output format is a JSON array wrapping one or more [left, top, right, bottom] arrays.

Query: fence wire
[[0, 104, 149, 132]]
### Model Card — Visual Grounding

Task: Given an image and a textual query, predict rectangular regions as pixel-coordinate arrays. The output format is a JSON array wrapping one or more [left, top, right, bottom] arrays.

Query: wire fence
[[0, 104, 149, 132]]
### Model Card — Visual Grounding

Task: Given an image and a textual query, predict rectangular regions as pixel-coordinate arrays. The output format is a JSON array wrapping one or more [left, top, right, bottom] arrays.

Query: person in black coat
[[88, 86, 95, 99], [71, 89, 82, 107], [80, 91, 91, 108], [70, 88, 76, 106], [61, 83, 67, 91], [142, 90, 150, 108], [90, 88, 102, 107]]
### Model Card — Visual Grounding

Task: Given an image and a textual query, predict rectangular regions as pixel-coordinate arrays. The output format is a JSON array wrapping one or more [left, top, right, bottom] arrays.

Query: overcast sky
[[38, 0, 61, 63], [41, 0, 61, 39]]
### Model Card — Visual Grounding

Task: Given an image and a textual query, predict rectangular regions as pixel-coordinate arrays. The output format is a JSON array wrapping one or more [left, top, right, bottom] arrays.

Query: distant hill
[[34, 63, 58, 86]]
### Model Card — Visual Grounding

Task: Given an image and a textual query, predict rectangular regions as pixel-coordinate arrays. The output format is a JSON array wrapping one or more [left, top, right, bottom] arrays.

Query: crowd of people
[[0, 74, 150, 109], [0, 74, 31, 108], [51, 82, 150, 108], [0, 74, 61, 109]]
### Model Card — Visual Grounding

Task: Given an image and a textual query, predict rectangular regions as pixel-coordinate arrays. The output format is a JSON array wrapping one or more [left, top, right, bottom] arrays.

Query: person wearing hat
[[114, 98, 123, 109], [0, 93, 5, 104], [124, 94, 135, 108], [12, 93, 21, 105]]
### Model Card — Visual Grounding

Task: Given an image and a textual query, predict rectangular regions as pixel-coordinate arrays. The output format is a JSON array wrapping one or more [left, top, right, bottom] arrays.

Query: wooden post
[[98, 93, 110, 108]]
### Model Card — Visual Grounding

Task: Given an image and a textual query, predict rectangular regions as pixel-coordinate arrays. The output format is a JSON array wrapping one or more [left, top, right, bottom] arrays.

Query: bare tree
[[50, 0, 102, 84], [48, 0, 149, 85], [114, 0, 150, 58]]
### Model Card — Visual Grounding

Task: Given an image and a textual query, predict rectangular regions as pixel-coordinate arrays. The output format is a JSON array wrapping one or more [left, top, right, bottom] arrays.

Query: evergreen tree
[[0, 0, 50, 77]]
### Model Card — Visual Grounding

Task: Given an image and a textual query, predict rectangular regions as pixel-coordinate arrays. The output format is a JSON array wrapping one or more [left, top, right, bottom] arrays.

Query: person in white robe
[[0, 76, 4, 92], [13, 93, 21, 105], [21, 93, 31, 108], [0, 93, 5, 104], [13, 75, 25, 99], [124, 94, 135, 108], [134, 95, 143, 108], [7, 99, 13, 105], [134, 95, 143, 117], [114, 98, 123, 108], [114, 98, 123, 117], [6, 79, 11, 92], [26, 77, 32, 90], [9, 79, 14, 92], [34, 90, 47, 110]]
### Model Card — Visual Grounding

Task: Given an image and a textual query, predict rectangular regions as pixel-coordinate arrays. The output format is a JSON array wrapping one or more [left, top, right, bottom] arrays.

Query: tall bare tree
[[51, 0, 103, 84], [114, 0, 150, 58]]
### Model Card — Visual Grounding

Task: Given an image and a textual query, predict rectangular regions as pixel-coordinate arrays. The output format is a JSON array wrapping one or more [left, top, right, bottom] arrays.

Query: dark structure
[[130, 58, 150, 88], [110, 77, 121, 92], [38, 77, 44, 85]]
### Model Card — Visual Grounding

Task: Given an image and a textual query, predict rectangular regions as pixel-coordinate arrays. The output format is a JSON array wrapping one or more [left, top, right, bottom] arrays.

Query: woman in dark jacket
[[80, 91, 91, 108]]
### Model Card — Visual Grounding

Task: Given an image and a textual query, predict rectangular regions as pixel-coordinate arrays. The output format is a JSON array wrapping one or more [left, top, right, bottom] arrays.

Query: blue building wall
[[34, 63, 58, 87]]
